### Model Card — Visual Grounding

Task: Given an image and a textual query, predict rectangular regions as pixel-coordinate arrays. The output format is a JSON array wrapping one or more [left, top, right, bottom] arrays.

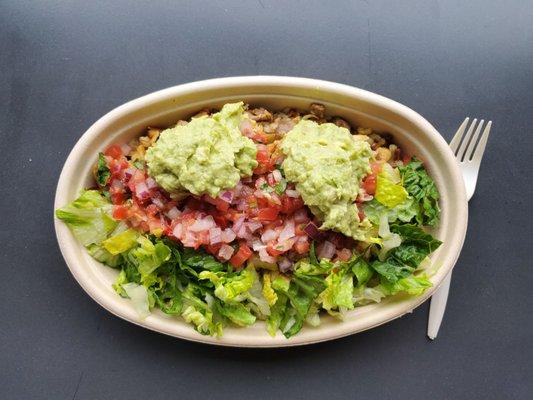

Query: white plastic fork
[[427, 117, 492, 339]]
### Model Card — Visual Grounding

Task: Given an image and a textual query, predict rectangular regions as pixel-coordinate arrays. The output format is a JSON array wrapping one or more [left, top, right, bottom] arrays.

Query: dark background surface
[[1, 1, 532, 399]]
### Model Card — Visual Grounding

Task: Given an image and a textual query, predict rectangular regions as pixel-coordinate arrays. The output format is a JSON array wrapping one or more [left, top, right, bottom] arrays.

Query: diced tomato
[[186, 197, 203, 211], [256, 149, 270, 164], [358, 207, 365, 221], [337, 248, 352, 261], [225, 209, 244, 222], [198, 231, 210, 245], [254, 149, 275, 174], [257, 207, 280, 221], [280, 196, 304, 215], [294, 240, 310, 255], [211, 213, 228, 229], [230, 243, 253, 268], [266, 243, 283, 257], [112, 205, 129, 220], [370, 162, 382, 175], [145, 203, 158, 217], [205, 243, 222, 256], [104, 144, 123, 159], [402, 154, 412, 164], [212, 197, 230, 212], [109, 159, 123, 177], [362, 174, 377, 195], [256, 196, 270, 209], [111, 191, 125, 204]]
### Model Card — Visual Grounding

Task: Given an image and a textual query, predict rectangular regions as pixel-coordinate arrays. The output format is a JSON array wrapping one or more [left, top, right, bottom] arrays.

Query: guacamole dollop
[[146, 102, 257, 198], [281, 120, 373, 240]]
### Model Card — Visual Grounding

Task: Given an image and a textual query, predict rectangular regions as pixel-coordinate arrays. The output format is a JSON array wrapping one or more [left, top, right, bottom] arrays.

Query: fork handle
[[427, 272, 452, 339]]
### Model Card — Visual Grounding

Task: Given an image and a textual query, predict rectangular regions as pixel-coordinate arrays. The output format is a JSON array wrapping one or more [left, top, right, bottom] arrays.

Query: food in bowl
[[56, 102, 442, 338]]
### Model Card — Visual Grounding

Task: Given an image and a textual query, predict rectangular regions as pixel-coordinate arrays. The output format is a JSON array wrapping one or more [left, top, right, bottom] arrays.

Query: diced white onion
[[145, 177, 158, 189], [221, 228, 237, 243], [259, 248, 276, 263], [278, 220, 295, 242], [232, 216, 246, 233], [218, 244, 234, 260], [272, 169, 282, 183], [209, 227, 222, 244], [293, 209, 308, 223], [189, 215, 216, 232], [317, 241, 336, 260], [261, 228, 279, 243], [166, 207, 181, 220], [285, 189, 300, 198]]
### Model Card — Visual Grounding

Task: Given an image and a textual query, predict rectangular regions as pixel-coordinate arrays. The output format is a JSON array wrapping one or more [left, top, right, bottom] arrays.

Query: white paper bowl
[[54, 76, 467, 347]]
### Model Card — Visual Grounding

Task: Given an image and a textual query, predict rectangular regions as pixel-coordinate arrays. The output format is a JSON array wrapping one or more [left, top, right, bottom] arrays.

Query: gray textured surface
[[1, 1, 532, 399]]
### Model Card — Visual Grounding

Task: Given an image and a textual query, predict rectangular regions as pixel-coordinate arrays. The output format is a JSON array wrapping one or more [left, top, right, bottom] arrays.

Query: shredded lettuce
[[371, 224, 441, 286], [262, 273, 278, 306], [126, 236, 171, 280], [55, 190, 117, 246], [266, 293, 288, 336], [375, 172, 408, 208], [364, 197, 418, 225], [122, 282, 150, 319], [350, 256, 373, 287], [95, 152, 111, 186], [318, 267, 354, 318], [378, 214, 402, 260], [87, 244, 121, 268], [399, 158, 440, 226], [102, 229, 139, 255]]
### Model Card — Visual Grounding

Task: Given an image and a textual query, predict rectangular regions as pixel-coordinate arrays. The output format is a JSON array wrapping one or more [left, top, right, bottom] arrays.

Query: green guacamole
[[281, 120, 373, 240], [146, 102, 257, 198]]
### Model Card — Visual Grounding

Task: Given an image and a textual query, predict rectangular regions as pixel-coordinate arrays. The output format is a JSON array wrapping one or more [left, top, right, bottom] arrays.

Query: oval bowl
[[54, 76, 467, 347]]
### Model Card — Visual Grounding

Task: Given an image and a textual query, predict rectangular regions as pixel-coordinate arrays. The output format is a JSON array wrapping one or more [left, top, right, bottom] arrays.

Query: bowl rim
[[54, 76, 468, 347]]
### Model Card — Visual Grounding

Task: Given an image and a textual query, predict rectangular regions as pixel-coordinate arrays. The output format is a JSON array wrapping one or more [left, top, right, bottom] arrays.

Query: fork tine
[[449, 117, 469, 153], [464, 119, 484, 161], [471, 121, 492, 164], [457, 118, 477, 160]]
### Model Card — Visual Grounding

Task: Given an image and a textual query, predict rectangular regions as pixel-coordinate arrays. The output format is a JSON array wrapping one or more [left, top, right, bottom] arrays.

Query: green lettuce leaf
[[87, 244, 121, 268], [266, 293, 288, 336], [95, 152, 111, 186], [268, 269, 327, 338], [55, 190, 117, 246], [380, 275, 433, 296], [181, 284, 222, 336], [399, 157, 440, 226], [371, 224, 441, 292], [363, 197, 418, 225], [199, 268, 254, 303], [101, 228, 139, 255], [262, 273, 278, 306], [214, 300, 256, 327], [352, 285, 387, 305], [350, 256, 373, 286], [122, 282, 150, 318], [375, 173, 408, 208], [125, 236, 171, 283], [318, 267, 354, 317], [181, 247, 226, 272]]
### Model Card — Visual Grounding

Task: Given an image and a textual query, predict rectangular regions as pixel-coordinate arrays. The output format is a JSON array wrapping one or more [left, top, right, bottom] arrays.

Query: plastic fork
[[427, 117, 492, 339]]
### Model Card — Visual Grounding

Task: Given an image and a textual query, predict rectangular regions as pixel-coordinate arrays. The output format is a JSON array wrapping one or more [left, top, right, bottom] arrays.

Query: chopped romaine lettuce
[[375, 173, 408, 208], [102, 229, 139, 255], [55, 190, 117, 245], [122, 282, 150, 319], [399, 157, 440, 226]]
